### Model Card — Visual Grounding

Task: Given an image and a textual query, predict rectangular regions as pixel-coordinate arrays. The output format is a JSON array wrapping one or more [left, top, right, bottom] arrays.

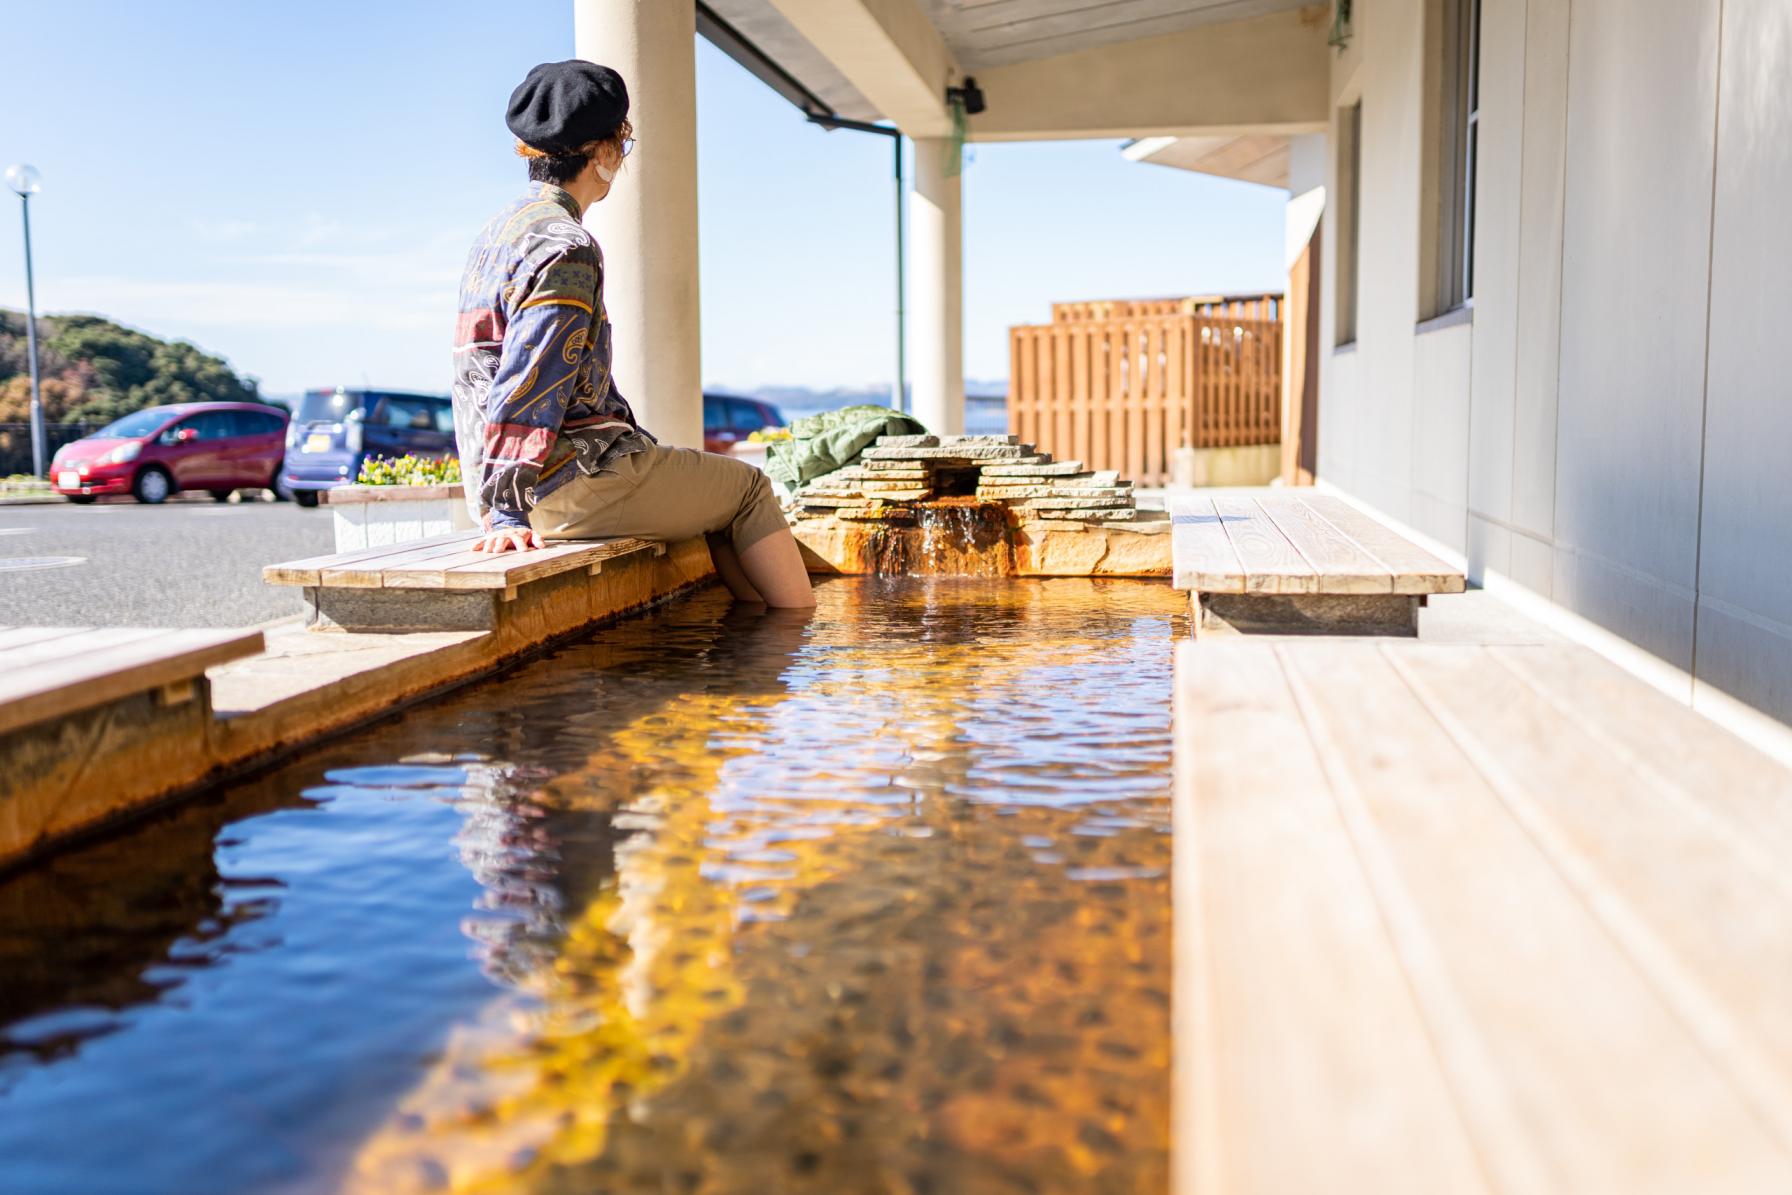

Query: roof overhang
[[702, 0, 1331, 143]]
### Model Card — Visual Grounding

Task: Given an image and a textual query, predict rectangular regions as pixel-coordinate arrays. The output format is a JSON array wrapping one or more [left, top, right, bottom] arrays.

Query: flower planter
[[323, 484, 477, 551]]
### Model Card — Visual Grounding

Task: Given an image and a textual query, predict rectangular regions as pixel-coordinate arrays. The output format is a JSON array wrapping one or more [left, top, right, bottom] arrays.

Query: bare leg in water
[[706, 529, 816, 609]]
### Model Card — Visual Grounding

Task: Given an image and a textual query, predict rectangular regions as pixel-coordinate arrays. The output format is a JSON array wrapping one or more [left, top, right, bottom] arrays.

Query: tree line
[[0, 309, 263, 428]]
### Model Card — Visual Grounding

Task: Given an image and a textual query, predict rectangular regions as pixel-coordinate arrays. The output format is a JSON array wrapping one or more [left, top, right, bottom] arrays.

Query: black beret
[[507, 60, 630, 154]]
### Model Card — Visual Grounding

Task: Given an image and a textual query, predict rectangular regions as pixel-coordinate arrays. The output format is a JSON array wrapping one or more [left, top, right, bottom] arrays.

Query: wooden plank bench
[[262, 531, 674, 632], [1, 625, 266, 869], [1168, 492, 1464, 635], [0, 625, 264, 739], [1175, 638, 1792, 1193]]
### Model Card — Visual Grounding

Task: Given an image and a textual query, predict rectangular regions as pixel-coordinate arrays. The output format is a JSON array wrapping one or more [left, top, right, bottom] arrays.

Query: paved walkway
[[0, 498, 332, 628]]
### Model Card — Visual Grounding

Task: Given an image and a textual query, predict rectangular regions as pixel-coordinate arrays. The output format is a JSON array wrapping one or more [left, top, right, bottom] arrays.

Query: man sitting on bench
[[452, 59, 814, 609]]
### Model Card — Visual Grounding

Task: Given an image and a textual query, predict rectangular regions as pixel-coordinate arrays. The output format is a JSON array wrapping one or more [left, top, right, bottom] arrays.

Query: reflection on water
[[0, 577, 1185, 1194]]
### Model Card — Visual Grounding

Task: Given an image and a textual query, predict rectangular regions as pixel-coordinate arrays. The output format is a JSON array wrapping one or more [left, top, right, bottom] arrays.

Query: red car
[[50, 402, 292, 505], [702, 392, 785, 455]]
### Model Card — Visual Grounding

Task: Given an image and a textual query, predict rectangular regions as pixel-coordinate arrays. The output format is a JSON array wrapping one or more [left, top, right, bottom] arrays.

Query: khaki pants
[[530, 442, 788, 552]]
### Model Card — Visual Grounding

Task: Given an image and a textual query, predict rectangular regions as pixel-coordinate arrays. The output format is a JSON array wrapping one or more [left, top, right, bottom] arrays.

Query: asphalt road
[[0, 495, 335, 628]]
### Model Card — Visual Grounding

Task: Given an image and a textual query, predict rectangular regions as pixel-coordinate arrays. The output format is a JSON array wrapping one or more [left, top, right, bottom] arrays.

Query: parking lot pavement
[[0, 495, 335, 628]]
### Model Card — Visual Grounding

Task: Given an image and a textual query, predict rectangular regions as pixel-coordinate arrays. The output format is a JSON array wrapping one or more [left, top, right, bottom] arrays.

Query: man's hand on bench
[[473, 527, 545, 554]]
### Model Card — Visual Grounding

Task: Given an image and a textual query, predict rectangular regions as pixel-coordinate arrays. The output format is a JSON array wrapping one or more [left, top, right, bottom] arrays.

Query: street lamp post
[[5, 164, 45, 479]]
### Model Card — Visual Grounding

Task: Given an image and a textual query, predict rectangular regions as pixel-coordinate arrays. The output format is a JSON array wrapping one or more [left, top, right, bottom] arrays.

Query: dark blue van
[[281, 388, 455, 506]]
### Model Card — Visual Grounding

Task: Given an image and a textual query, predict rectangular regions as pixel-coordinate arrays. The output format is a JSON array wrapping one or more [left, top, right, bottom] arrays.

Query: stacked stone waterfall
[[789, 435, 1140, 523]]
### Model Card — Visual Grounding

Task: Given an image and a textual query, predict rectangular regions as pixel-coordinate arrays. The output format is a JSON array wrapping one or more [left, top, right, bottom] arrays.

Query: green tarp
[[763, 404, 927, 491]]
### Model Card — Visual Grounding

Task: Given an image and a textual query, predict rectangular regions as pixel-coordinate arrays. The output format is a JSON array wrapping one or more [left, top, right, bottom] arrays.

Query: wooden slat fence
[[1009, 303, 1283, 486], [1050, 293, 1282, 324]]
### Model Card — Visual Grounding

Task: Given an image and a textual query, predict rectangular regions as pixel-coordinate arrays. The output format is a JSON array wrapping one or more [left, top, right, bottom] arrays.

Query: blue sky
[[0, 0, 1286, 395]]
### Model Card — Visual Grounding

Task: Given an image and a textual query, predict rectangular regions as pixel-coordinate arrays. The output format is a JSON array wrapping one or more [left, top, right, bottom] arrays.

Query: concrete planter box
[[323, 483, 476, 550]]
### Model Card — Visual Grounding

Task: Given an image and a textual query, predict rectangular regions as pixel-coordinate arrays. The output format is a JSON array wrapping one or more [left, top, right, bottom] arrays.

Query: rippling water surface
[[0, 577, 1185, 1194]]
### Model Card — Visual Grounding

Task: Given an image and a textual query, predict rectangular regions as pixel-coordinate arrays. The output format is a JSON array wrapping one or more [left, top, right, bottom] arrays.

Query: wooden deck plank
[[1256, 495, 1394, 593], [375, 540, 609, 591], [1492, 644, 1792, 850], [318, 536, 492, 589], [0, 626, 99, 654], [1388, 643, 1792, 1135], [1173, 642, 1489, 1194], [1301, 495, 1465, 595], [1166, 496, 1246, 594], [1210, 495, 1314, 594], [436, 538, 660, 590], [0, 627, 167, 673], [1278, 641, 1792, 1192], [372, 547, 506, 589], [0, 627, 265, 737], [263, 531, 483, 586]]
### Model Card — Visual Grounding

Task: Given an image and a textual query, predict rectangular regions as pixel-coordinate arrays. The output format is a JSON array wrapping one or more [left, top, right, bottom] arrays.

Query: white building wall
[[1697, 0, 1792, 726], [1318, 0, 1792, 730]]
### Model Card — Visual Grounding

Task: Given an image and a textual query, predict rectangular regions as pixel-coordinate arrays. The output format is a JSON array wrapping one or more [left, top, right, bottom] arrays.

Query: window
[[370, 394, 448, 432], [728, 399, 771, 432], [1422, 0, 1481, 317], [160, 412, 233, 444], [98, 407, 177, 438], [1335, 100, 1363, 346], [194, 412, 238, 440], [233, 411, 284, 437]]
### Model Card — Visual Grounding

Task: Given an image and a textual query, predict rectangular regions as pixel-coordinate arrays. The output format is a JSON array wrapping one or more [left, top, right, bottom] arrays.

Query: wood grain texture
[[273, 534, 667, 593], [318, 536, 492, 589], [435, 538, 659, 590], [1167, 496, 1245, 594], [1175, 638, 1792, 1192], [1302, 494, 1466, 594], [1174, 642, 1488, 1194], [0, 627, 264, 737], [262, 532, 482, 586], [1258, 495, 1394, 593], [1209, 495, 1314, 594], [0, 626, 104, 654], [1167, 495, 1464, 601]]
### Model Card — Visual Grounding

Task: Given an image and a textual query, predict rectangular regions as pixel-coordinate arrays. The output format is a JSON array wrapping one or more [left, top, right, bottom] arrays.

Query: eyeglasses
[[621, 137, 636, 158]]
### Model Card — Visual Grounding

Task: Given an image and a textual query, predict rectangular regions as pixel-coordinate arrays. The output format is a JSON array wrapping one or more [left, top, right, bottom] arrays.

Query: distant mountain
[[714, 381, 1008, 409]]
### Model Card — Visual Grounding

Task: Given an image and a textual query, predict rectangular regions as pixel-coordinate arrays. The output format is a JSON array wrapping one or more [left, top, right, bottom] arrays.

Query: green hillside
[[0, 309, 261, 427]]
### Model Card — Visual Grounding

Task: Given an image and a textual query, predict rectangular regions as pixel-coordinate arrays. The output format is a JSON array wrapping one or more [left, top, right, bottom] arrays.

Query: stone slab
[[863, 460, 942, 472], [873, 434, 938, 447], [835, 468, 929, 481], [797, 493, 905, 507], [1026, 509, 1141, 522], [938, 434, 1022, 446], [861, 445, 1031, 461], [981, 460, 1085, 476], [977, 485, 1136, 500], [1019, 494, 1132, 509], [791, 513, 1171, 578]]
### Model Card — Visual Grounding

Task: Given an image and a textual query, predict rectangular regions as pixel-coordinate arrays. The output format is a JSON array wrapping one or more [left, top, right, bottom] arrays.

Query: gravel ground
[[0, 494, 334, 628]]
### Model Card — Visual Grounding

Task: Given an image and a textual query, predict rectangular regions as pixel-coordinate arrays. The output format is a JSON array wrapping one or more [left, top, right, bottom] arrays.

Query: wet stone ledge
[[784, 435, 1171, 578]]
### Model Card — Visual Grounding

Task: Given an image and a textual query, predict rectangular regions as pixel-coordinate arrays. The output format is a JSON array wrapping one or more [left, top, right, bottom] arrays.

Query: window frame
[[1335, 99, 1364, 348], [1420, 0, 1481, 321]]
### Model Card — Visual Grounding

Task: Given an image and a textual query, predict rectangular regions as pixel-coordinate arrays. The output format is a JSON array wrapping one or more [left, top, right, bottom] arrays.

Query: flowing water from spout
[[915, 499, 1012, 577], [0, 577, 1185, 1194]]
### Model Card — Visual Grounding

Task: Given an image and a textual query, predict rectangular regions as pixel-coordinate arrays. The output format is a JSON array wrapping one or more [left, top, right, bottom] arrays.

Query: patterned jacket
[[452, 182, 652, 530]]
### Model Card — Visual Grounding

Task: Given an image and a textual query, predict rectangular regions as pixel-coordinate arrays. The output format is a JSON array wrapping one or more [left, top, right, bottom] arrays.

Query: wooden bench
[[263, 531, 674, 632], [1, 625, 266, 868], [0, 625, 264, 739], [1175, 638, 1792, 1192], [1168, 492, 1464, 635]]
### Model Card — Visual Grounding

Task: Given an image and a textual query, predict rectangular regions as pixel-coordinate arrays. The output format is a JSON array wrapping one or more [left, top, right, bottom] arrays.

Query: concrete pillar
[[574, 0, 704, 448], [909, 136, 964, 435]]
